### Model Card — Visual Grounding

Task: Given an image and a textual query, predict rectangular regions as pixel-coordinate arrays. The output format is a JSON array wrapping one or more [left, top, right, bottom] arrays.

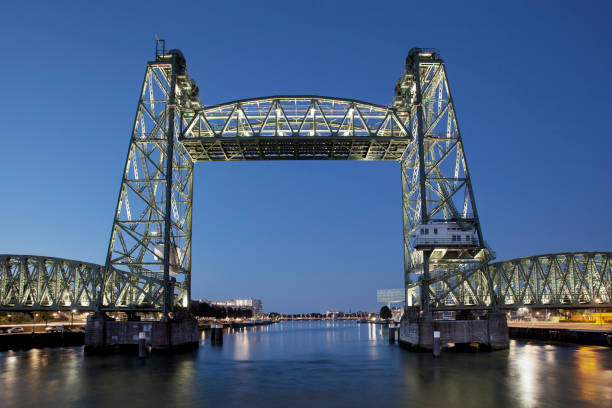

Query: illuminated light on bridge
[[180, 96, 410, 161]]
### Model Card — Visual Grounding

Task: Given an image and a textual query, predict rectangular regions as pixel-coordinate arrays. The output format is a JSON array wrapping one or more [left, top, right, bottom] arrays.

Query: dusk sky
[[1, 1, 610, 313]]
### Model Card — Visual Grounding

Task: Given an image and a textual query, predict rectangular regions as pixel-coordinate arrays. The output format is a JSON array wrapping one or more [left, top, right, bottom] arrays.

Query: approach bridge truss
[[0, 255, 173, 312], [407, 252, 612, 310]]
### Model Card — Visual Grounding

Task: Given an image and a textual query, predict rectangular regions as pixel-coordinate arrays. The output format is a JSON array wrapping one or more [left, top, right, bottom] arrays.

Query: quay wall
[[509, 326, 612, 347], [0, 332, 84, 351]]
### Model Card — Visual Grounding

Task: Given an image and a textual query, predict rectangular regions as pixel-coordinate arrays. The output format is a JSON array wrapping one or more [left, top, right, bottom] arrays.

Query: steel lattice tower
[[103, 45, 200, 314], [394, 49, 493, 318]]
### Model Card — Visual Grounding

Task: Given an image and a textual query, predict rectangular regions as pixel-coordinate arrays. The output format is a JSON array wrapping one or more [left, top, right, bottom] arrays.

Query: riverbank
[[0, 331, 84, 351], [508, 322, 612, 347], [2, 320, 611, 351], [198, 319, 277, 330]]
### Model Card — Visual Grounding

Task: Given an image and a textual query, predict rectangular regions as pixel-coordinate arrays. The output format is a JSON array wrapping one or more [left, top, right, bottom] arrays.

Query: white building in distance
[[201, 298, 263, 317]]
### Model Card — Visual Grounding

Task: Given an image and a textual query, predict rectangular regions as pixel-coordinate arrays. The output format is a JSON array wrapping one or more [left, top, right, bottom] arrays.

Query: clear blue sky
[[1, 1, 610, 313]]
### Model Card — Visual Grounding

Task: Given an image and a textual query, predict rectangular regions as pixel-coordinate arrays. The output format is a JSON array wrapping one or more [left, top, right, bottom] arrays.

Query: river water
[[0, 321, 610, 408]]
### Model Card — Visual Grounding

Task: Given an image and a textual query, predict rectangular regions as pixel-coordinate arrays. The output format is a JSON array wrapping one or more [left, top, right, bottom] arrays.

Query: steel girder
[[408, 252, 612, 310], [0, 255, 167, 311], [180, 96, 411, 161]]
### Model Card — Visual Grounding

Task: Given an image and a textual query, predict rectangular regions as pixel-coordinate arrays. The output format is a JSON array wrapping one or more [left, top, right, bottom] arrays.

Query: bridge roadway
[[1, 251, 609, 312]]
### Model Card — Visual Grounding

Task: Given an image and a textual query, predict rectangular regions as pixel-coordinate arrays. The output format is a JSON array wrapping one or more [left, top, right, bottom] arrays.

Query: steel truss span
[[0, 255, 166, 312], [180, 96, 411, 161], [408, 252, 612, 310]]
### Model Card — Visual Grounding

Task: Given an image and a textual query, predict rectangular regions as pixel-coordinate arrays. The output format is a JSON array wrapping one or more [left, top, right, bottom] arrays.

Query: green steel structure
[[0, 254, 162, 311], [103, 48, 199, 313], [393, 49, 492, 318], [407, 252, 612, 310], [0, 46, 609, 314]]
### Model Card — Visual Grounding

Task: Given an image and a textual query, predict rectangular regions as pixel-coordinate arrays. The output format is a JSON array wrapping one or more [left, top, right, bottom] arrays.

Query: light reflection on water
[[508, 342, 541, 408], [0, 321, 610, 408]]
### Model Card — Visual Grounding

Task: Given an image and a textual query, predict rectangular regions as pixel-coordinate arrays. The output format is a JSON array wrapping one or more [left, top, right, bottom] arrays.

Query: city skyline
[[1, 1, 610, 313]]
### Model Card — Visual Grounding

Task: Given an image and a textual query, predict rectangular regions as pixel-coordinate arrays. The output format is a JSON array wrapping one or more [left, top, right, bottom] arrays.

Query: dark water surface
[[1, 321, 610, 407]]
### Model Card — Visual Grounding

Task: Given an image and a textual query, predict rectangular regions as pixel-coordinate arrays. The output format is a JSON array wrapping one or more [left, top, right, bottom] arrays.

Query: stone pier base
[[398, 312, 509, 351], [85, 312, 199, 353]]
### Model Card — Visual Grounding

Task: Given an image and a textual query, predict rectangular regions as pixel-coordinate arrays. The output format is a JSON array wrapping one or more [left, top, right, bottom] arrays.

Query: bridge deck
[[179, 136, 411, 161]]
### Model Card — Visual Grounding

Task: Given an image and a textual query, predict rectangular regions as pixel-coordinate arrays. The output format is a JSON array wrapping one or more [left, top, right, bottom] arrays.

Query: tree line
[[190, 301, 253, 319]]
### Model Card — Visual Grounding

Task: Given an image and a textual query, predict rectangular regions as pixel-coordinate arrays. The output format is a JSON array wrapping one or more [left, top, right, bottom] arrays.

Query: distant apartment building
[[200, 298, 263, 317]]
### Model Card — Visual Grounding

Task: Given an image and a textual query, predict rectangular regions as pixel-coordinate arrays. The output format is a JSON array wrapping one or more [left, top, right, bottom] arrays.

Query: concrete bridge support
[[398, 312, 509, 351], [84, 312, 199, 353]]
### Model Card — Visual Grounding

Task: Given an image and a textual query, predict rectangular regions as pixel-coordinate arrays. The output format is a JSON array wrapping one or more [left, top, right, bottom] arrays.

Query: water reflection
[[233, 327, 251, 360], [508, 342, 541, 408], [574, 346, 612, 405], [544, 344, 556, 363], [0, 323, 610, 408], [367, 322, 379, 343]]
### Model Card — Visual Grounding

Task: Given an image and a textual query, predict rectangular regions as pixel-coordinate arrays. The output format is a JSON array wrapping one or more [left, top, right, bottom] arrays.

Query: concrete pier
[[85, 312, 199, 353], [398, 312, 509, 351]]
